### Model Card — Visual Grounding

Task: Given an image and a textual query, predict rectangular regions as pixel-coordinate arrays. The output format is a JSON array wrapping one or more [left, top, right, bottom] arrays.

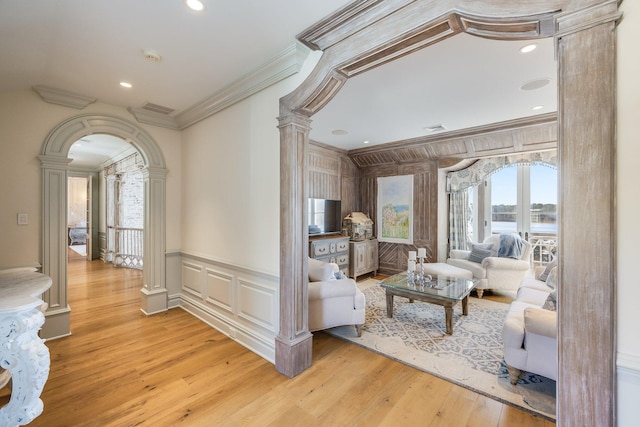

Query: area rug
[[69, 244, 87, 256], [325, 279, 556, 421]]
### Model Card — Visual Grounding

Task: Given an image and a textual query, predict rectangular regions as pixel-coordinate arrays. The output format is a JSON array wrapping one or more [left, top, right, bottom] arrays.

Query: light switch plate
[[17, 213, 28, 225]]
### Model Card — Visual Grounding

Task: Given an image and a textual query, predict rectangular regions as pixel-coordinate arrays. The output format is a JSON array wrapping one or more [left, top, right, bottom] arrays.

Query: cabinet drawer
[[311, 242, 331, 257], [336, 240, 349, 253], [335, 254, 349, 265]]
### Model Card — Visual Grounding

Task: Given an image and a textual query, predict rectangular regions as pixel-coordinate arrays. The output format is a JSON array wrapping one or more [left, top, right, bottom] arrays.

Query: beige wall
[[617, 1, 640, 423], [0, 89, 182, 268]]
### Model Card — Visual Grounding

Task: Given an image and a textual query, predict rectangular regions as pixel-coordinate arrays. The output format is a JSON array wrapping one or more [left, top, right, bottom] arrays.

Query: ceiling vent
[[424, 124, 446, 132], [140, 102, 175, 115], [143, 49, 162, 63]]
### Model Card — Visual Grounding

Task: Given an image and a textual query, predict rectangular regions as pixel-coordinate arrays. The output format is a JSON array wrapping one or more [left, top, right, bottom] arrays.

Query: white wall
[[180, 51, 321, 276], [617, 1, 640, 425], [0, 89, 182, 267]]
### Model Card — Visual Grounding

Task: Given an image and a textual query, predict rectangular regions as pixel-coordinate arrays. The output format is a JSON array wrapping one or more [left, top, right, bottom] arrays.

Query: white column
[[140, 166, 168, 314], [38, 155, 72, 339]]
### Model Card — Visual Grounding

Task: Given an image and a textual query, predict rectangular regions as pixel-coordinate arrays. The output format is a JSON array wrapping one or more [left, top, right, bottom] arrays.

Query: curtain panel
[[446, 150, 558, 192]]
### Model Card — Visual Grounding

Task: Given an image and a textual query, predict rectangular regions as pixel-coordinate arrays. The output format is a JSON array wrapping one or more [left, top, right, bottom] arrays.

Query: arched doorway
[[40, 114, 168, 339], [277, 2, 619, 426]]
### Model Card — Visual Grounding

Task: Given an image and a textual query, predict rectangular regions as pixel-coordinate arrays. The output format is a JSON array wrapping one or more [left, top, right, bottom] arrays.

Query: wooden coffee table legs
[[385, 291, 470, 335]]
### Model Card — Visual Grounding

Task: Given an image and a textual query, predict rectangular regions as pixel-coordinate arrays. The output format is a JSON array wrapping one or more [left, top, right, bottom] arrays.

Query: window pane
[[530, 165, 557, 235], [491, 166, 517, 234]]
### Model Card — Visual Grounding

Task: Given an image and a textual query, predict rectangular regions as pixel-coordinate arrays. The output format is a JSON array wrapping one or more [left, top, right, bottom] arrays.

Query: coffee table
[[379, 272, 477, 334]]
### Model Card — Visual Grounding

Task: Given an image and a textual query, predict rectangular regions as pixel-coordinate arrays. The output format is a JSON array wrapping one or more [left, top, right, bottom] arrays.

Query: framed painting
[[377, 175, 413, 244]]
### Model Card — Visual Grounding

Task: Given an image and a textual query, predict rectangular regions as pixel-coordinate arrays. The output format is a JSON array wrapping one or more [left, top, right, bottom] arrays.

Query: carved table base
[[0, 269, 52, 426], [0, 308, 50, 426]]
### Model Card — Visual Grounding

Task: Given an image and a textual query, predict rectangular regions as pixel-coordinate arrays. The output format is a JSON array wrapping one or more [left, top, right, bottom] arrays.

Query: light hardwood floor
[[1, 252, 554, 426]]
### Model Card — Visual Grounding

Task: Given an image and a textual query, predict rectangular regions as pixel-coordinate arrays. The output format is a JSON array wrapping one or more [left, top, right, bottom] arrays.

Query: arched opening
[[39, 114, 168, 339], [277, 3, 619, 425]]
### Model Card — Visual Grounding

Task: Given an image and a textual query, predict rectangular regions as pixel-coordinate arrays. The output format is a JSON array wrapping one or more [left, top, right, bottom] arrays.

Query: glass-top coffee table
[[379, 272, 478, 335]]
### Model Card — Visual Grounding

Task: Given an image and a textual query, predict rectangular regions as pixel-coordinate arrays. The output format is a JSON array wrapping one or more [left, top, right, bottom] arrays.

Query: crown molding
[[32, 85, 96, 109], [175, 42, 310, 129], [127, 107, 179, 130]]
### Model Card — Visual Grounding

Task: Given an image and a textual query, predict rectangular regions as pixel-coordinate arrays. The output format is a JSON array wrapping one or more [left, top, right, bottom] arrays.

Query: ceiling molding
[[127, 107, 179, 130], [348, 112, 557, 168], [297, 0, 413, 51], [32, 85, 96, 109], [175, 43, 311, 129]]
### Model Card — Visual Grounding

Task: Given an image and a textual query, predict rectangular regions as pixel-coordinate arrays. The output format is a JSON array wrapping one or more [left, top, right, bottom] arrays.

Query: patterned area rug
[[326, 279, 556, 421]]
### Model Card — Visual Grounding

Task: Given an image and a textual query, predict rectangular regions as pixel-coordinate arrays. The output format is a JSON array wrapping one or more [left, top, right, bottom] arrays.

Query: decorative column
[[275, 112, 313, 377], [38, 155, 72, 339], [140, 166, 168, 314], [555, 2, 621, 425]]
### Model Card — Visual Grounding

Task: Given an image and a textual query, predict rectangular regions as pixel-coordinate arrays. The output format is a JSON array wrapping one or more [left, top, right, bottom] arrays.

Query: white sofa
[[502, 266, 558, 384], [446, 233, 532, 298], [308, 257, 366, 336]]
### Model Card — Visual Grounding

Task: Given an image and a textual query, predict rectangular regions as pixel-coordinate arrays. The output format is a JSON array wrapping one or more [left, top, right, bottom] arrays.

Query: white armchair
[[502, 271, 558, 384], [446, 234, 532, 298], [308, 257, 365, 336]]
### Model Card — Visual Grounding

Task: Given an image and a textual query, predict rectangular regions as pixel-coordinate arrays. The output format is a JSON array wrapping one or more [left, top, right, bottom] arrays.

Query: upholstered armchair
[[502, 267, 558, 384], [308, 257, 365, 336], [446, 234, 532, 298]]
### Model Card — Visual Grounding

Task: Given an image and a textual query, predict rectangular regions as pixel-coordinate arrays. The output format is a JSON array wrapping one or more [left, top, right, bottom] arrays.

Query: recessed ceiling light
[[363, 140, 370, 144], [185, 0, 204, 11], [520, 43, 538, 53], [520, 78, 551, 91], [331, 129, 348, 135], [532, 105, 544, 111], [120, 81, 133, 89]]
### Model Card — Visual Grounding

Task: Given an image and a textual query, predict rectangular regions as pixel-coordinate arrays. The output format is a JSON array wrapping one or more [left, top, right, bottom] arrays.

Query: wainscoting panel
[[237, 278, 277, 332], [205, 268, 234, 314], [181, 262, 203, 299], [173, 252, 279, 363]]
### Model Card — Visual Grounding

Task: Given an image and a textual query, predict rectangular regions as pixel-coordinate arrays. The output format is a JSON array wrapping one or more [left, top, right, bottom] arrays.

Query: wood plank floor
[[2, 252, 555, 426]]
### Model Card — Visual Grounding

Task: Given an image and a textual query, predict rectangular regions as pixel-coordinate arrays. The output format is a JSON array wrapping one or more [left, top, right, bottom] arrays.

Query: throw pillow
[[543, 289, 557, 311], [308, 259, 335, 282], [537, 257, 558, 281], [545, 266, 558, 290], [467, 243, 495, 263]]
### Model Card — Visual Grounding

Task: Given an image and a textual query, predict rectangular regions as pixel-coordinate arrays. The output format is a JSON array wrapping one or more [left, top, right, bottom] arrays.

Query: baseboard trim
[[618, 352, 640, 383], [180, 296, 275, 364]]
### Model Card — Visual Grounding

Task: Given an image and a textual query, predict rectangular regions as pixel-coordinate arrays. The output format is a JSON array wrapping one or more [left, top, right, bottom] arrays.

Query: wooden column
[[275, 112, 313, 377], [555, 2, 621, 425]]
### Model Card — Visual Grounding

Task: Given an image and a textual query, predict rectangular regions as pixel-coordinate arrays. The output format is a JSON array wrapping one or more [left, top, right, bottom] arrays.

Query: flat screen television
[[308, 198, 342, 235]]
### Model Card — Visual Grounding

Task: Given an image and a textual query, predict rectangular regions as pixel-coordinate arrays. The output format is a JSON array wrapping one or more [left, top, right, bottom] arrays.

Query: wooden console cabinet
[[349, 238, 378, 281], [309, 235, 350, 275]]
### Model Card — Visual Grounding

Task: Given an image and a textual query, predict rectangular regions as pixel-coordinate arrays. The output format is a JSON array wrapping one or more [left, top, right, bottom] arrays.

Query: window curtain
[[449, 188, 472, 251], [446, 150, 557, 192], [446, 150, 558, 254]]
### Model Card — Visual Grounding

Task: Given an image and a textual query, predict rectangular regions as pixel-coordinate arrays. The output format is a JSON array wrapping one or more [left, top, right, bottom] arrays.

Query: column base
[[140, 287, 168, 315], [275, 332, 313, 378], [40, 306, 71, 340]]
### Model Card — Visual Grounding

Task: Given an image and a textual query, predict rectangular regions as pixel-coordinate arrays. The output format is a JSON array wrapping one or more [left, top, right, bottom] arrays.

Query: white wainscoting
[[168, 252, 279, 364]]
